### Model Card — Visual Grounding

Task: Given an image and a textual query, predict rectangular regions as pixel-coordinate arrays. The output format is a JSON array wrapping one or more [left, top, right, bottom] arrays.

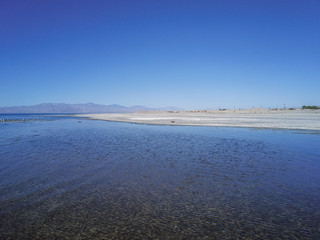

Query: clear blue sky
[[1, 0, 319, 109]]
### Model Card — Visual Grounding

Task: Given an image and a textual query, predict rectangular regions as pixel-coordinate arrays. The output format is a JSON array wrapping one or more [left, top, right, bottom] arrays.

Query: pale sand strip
[[77, 109, 320, 131]]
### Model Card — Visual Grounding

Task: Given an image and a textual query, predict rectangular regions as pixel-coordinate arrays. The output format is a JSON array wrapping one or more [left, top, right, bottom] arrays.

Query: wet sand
[[78, 109, 320, 131]]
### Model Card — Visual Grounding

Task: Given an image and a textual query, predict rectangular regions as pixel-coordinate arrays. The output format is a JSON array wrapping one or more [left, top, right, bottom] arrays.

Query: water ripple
[[0, 119, 319, 239]]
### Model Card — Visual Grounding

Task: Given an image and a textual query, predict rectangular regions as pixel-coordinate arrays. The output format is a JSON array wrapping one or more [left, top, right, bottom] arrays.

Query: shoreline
[[76, 109, 320, 131]]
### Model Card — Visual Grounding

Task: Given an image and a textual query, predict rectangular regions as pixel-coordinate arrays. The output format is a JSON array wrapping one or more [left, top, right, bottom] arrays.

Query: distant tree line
[[302, 105, 320, 110]]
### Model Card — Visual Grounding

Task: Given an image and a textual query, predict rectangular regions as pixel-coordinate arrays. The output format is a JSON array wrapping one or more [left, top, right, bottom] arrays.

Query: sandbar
[[77, 109, 320, 131]]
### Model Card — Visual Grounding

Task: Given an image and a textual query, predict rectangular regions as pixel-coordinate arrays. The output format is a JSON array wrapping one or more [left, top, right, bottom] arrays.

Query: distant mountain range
[[0, 103, 182, 114]]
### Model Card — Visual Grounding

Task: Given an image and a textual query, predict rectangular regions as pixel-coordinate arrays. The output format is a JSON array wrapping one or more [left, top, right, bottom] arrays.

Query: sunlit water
[[0, 115, 319, 239]]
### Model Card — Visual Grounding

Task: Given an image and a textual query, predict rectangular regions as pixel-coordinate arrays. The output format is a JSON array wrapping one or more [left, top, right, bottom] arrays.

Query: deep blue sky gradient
[[1, 0, 319, 109]]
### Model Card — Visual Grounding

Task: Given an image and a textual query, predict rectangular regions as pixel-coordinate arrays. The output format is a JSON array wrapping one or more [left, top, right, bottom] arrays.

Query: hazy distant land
[[78, 108, 320, 131], [0, 103, 181, 114]]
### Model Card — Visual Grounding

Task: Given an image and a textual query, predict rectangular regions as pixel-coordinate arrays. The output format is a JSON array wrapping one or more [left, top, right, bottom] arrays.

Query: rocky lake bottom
[[0, 115, 319, 239]]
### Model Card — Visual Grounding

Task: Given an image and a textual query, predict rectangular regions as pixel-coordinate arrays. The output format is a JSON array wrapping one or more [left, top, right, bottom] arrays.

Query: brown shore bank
[[77, 109, 320, 131]]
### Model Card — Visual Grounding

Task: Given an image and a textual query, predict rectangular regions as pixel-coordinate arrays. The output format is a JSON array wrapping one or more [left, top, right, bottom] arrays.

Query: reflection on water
[[0, 118, 319, 239]]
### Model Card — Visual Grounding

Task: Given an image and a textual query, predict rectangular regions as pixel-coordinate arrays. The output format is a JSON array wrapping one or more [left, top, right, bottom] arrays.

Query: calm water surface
[[0, 115, 320, 239]]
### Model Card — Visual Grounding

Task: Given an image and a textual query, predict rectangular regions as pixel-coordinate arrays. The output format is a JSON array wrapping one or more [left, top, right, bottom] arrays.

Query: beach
[[78, 109, 320, 131]]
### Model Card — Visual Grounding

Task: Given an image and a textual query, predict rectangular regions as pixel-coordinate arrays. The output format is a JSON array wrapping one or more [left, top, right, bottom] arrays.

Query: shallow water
[[0, 116, 319, 239]]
